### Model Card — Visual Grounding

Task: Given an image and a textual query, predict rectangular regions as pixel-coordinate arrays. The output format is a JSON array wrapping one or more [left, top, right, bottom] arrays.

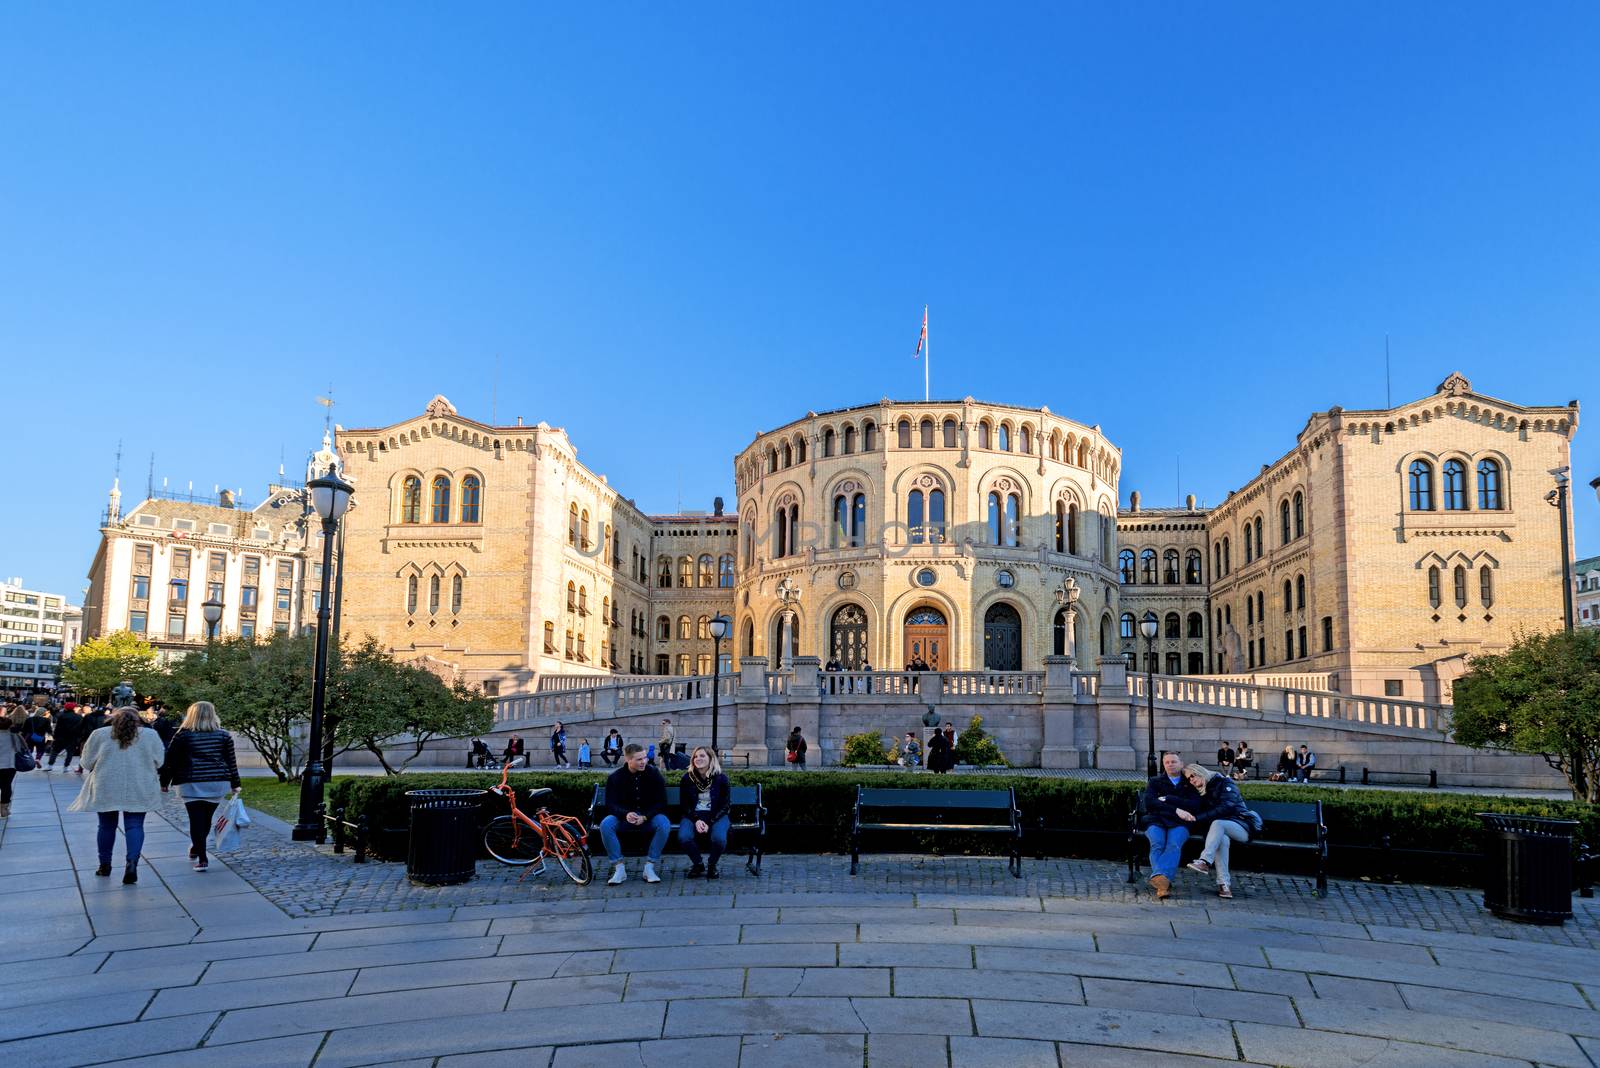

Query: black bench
[[586, 784, 766, 875], [1360, 767, 1437, 788], [1127, 796, 1327, 896], [850, 786, 1022, 878]]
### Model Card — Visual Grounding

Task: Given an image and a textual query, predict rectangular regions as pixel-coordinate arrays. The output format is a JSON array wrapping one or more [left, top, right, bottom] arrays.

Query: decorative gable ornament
[[424, 394, 458, 418], [1436, 372, 1472, 397]]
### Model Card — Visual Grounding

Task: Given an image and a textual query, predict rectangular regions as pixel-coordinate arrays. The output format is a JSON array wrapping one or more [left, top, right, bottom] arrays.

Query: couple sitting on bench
[[1143, 750, 1259, 900], [599, 743, 730, 885]]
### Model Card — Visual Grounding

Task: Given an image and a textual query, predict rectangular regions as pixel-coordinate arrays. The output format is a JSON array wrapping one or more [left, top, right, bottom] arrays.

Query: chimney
[[1129, 490, 1141, 513], [219, 489, 236, 509], [713, 496, 725, 517], [1186, 494, 1196, 511]]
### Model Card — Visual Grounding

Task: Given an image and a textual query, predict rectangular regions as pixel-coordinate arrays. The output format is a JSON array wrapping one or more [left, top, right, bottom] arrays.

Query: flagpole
[[923, 304, 929, 402]]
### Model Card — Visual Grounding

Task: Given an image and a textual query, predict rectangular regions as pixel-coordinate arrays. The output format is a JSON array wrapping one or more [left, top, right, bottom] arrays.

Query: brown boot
[[1149, 874, 1171, 899]]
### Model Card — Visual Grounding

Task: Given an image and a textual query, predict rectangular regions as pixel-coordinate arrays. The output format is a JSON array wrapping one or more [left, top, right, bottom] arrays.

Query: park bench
[[1127, 795, 1327, 896], [850, 786, 1023, 878], [1359, 766, 1437, 788], [586, 784, 766, 875]]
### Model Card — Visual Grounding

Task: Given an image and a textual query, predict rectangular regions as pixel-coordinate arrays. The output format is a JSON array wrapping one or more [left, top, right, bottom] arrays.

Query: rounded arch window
[[400, 476, 422, 524], [459, 475, 481, 523]]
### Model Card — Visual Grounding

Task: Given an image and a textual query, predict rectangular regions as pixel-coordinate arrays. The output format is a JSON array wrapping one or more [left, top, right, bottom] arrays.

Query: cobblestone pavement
[[3, 776, 1599, 1068]]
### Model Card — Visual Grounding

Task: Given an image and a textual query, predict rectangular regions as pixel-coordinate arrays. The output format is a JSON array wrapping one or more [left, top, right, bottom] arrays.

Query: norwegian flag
[[913, 306, 927, 358]]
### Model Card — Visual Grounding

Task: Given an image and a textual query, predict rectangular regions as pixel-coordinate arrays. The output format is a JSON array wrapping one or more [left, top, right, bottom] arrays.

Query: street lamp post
[[201, 596, 224, 643], [708, 614, 731, 752], [293, 465, 354, 841], [1139, 610, 1159, 778], [1546, 468, 1575, 632]]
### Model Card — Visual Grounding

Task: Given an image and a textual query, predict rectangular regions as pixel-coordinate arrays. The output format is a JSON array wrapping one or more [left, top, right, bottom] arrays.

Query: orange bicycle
[[482, 765, 593, 885]]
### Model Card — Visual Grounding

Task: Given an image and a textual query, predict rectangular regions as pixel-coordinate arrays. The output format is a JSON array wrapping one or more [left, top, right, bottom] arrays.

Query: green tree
[[1452, 628, 1600, 802], [60, 631, 162, 700], [157, 633, 315, 781], [953, 714, 1008, 767], [840, 728, 892, 766], [329, 637, 493, 774]]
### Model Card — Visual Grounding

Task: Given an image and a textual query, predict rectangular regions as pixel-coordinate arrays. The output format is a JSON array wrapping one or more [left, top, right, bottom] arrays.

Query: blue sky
[[3, 4, 1596, 601]]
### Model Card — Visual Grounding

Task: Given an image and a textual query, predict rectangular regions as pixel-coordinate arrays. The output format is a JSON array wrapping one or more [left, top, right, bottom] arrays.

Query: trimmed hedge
[[327, 771, 1597, 887]]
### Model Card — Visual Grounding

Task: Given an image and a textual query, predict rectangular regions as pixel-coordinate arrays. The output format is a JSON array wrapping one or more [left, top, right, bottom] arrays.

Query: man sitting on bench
[[1142, 751, 1201, 899], [600, 744, 671, 886]]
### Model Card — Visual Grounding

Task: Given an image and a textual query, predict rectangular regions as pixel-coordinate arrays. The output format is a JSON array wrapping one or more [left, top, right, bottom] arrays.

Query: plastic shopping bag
[[212, 795, 247, 853]]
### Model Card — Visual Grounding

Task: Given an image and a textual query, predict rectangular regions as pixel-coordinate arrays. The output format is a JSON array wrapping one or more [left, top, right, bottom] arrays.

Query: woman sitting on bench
[[1181, 762, 1257, 900], [678, 746, 731, 880]]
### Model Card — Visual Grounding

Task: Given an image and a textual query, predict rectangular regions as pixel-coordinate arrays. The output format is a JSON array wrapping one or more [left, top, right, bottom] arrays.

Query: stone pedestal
[[733, 656, 772, 765], [1094, 656, 1136, 770], [788, 656, 822, 764], [1040, 655, 1081, 768]]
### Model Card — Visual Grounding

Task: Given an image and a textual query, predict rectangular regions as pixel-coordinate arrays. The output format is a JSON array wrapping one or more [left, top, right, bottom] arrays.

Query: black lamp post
[[201, 596, 224, 643], [1139, 610, 1159, 777], [293, 465, 354, 841], [708, 613, 731, 752], [1546, 469, 1574, 632]]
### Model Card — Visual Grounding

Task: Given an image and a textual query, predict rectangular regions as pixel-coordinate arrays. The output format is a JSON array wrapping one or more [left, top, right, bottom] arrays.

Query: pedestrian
[[601, 729, 623, 767], [159, 701, 242, 872], [81, 704, 109, 738], [677, 746, 730, 879], [69, 707, 165, 884], [656, 718, 676, 771], [926, 725, 951, 774], [2, 706, 28, 818], [150, 705, 179, 748], [1183, 762, 1257, 900], [24, 702, 52, 765], [785, 726, 807, 768], [577, 737, 592, 769], [48, 702, 84, 773], [860, 659, 873, 694], [550, 721, 570, 768]]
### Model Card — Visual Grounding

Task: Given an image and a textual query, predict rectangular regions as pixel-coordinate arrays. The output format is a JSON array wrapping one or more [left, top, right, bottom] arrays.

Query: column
[[1040, 654, 1079, 769], [733, 656, 771, 765], [789, 655, 822, 765], [1095, 655, 1137, 770]]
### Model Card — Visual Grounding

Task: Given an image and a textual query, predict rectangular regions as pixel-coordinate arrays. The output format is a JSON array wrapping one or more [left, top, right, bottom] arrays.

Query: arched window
[[1140, 548, 1157, 584], [1020, 425, 1032, 454], [678, 555, 693, 588], [997, 424, 1011, 452], [1442, 459, 1467, 510], [1166, 651, 1182, 675], [1480, 565, 1494, 607], [1163, 549, 1179, 584], [1296, 574, 1306, 610], [656, 615, 671, 641], [909, 489, 925, 544], [1100, 511, 1113, 561], [718, 554, 735, 587], [1254, 517, 1264, 557], [1004, 493, 1020, 546], [1164, 612, 1180, 639], [775, 507, 789, 558], [1222, 537, 1231, 574], [919, 419, 935, 448], [698, 554, 714, 587], [863, 421, 876, 450], [428, 574, 440, 614], [1428, 566, 1441, 609], [795, 437, 806, 463], [1283, 579, 1293, 613], [851, 493, 866, 547], [578, 585, 588, 613], [1409, 460, 1435, 510], [943, 418, 958, 447], [678, 615, 692, 640], [1054, 501, 1067, 552], [1119, 548, 1137, 583], [1246, 596, 1254, 626], [1454, 565, 1468, 608], [898, 419, 912, 448], [400, 477, 422, 524], [657, 556, 672, 588], [580, 509, 592, 549], [1120, 612, 1135, 639], [927, 489, 945, 543], [1280, 500, 1291, 545], [1256, 591, 1264, 623], [566, 580, 577, 610], [822, 428, 835, 457], [697, 615, 710, 640], [1243, 523, 1253, 562], [767, 447, 778, 473], [832, 494, 849, 548], [568, 502, 580, 545], [1293, 491, 1305, 537], [1185, 550, 1202, 584], [406, 574, 418, 614], [543, 620, 554, 652], [978, 422, 992, 449], [459, 476, 481, 523], [452, 575, 463, 614], [1213, 543, 1222, 577], [1477, 459, 1503, 510], [987, 492, 1003, 545], [1067, 503, 1079, 554], [1187, 612, 1203, 639], [781, 442, 792, 468], [1100, 614, 1111, 655], [843, 425, 857, 454]]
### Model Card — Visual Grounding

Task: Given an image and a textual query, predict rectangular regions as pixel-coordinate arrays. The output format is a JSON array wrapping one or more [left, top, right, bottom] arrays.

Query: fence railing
[[617, 674, 735, 708]]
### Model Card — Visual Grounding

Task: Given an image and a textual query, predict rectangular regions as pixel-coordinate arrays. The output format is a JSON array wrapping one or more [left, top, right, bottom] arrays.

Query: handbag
[[785, 750, 797, 763], [15, 747, 35, 772]]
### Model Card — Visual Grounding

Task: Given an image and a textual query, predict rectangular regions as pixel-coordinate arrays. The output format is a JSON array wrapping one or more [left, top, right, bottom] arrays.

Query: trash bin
[[1478, 812, 1577, 925], [406, 789, 485, 886]]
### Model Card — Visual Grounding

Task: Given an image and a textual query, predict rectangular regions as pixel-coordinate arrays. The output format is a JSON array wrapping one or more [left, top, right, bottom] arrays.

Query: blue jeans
[[97, 811, 146, 867], [1144, 824, 1189, 879], [599, 813, 672, 864], [678, 815, 730, 866]]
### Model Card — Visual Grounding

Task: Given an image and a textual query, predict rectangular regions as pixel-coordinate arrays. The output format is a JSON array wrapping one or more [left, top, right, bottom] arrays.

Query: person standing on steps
[[159, 701, 242, 872], [69, 707, 165, 884], [1, 706, 28, 818], [600, 744, 670, 885], [678, 746, 731, 879]]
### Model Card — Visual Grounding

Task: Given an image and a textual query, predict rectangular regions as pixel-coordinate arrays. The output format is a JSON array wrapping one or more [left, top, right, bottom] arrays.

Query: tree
[[156, 633, 314, 781], [953, 714, 1008, 767], [1452, 628, 1600, 802], [60, 631, 162, 700], [329, 638, 493, 774], [840, 728, 892, 766]]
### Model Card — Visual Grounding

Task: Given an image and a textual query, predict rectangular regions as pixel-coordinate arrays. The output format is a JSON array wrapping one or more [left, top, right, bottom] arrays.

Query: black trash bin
[[406, 789, 486, 886], [1478, 812, 1577, 925]]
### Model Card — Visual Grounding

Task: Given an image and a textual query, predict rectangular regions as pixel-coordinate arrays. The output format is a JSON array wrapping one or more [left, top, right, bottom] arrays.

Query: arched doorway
[[829, 604, 869, 669], [741, 618, 754, 660], [903, 606, 948, 669], [1052, 608, 1068, 656], [983, 603, 1022, 671]]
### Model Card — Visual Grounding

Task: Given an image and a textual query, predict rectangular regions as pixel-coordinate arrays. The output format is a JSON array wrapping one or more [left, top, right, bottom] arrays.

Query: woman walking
[[159, 701, 241, 872], [2, 706, 28, 817], [785, 726, 807, 768], [550, 721, 570, 769], [69, 707, 165, 884], [678, 746, 731, 879], [1182, 762, 1255, 900]]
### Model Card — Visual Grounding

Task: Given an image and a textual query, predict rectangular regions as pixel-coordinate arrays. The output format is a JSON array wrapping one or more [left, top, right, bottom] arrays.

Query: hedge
[[327, 771, 1598, 887]]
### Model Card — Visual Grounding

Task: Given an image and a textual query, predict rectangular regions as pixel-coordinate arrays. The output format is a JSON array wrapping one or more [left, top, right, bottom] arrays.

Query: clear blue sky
[[3, 4, 1597, 602]]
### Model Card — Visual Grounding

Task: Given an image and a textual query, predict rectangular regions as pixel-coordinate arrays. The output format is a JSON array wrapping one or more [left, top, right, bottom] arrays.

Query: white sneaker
[[643, 862, 661, 884], [607, 863, 627, 886]]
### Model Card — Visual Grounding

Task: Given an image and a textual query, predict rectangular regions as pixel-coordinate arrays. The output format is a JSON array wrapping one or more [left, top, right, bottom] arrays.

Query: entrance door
[[829, 604, 869, 668], [983, 603, 1022, 671], [903, 607, 948, 669]]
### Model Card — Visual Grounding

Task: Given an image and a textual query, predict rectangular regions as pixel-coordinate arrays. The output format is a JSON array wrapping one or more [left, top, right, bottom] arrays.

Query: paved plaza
[[2, 776, 1599, 1067]]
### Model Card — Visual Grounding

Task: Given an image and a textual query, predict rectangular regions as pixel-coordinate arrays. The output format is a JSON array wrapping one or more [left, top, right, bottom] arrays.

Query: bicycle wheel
[[547, 822, 593, 885], [483, 815, 542, 866]]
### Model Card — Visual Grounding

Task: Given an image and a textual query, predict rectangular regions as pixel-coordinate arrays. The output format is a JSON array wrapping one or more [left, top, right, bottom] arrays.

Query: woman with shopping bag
[[70, 707, 165, 884], [159, 701, 241, 872]]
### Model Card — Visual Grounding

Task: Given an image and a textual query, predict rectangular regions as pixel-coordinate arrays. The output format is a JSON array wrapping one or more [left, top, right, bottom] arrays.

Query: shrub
[[953, 715, 1007, 766], [840, 729, 892, 766]]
